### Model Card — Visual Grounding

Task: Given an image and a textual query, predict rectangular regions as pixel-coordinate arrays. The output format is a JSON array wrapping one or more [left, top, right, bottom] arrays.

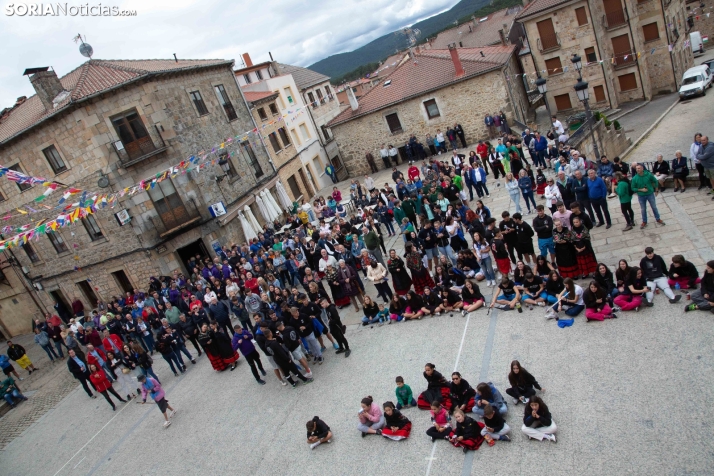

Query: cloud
[[0, 0, 458, 108]]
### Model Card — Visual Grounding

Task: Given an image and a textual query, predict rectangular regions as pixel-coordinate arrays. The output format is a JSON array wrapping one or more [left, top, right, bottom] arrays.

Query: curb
[[609, 100, 650, 121], [620, 98, 679, 159]]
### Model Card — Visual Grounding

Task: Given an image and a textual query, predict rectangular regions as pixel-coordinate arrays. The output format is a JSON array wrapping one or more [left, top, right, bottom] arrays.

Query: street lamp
[[216, 156, 231, 182], [571, 54, 600, 161], [535, 76, 552, 121]]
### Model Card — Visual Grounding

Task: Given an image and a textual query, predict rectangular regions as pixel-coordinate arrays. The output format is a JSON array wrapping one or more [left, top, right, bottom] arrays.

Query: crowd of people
[[6, 116, 712, 443]]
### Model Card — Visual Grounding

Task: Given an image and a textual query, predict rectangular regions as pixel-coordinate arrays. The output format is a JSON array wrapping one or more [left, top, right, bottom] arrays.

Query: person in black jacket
[[7, 342, 38, 375], [449, 409, 484, 453], [67, 349, 96, 398], [512, 213, 536, 265], [207, 298, 233, 336], [640, 247, 680, 304], [380, 401, 412, 440], [320, 299, 350, 356], [521, 396, 557, 442], [306, 416, 332, 449], [275, 321, 312, 377], [506, 360, 544, 405], [668, 254, 700, 290], [177, 313, 202, 357], [686, 260, 714, 313], [481, 404, 511, 445], [417, 363, 452, 409], [292, 305, 323, 363], [263, 328, 312, 388], [449, 372, 476, 413]]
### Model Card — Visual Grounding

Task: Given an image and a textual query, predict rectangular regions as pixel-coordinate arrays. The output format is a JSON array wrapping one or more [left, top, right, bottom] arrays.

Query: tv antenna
[[74, 33, 94, 59]]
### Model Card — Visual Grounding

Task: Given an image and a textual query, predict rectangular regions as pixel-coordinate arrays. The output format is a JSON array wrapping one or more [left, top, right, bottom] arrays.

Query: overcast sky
[[0, 0, 458, 108]]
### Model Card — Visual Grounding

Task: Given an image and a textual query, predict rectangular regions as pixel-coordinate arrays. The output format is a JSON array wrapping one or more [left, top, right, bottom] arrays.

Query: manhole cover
[[681, 101, 692, 104]]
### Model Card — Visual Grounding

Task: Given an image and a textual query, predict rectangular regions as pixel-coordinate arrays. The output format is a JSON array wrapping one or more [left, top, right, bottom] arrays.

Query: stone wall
[[331, 60, 530, 178], [0, 254, 45, 337], [569, 119, 632, 161], [688, 0, 714, 43]]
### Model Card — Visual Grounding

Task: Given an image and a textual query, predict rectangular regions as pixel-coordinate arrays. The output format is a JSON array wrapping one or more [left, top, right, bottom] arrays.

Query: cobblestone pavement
[[2, 96, 714, 474]]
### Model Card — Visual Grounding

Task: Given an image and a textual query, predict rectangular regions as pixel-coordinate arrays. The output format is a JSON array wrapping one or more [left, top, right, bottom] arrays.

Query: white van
[[679, 65, 712, 99], [690, 31, 704, 56]]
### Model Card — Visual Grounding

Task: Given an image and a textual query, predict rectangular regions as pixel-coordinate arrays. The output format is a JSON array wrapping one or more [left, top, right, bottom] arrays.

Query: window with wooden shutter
[[268, 132, 281, 153], [585, 47, 597, 63], [618, 73, 638, 91], [593, 85, 606, 102], [545, 57, 563, 75], [278, 128, 291, 147], [537, 18, 559, 50], [257, 107, 268, 120], [642, 22, 659, 42], [42, 145, 67, 174], [385, 113, 402, 133], [575, 7, 588, 26], [553, 94, 572, 111]]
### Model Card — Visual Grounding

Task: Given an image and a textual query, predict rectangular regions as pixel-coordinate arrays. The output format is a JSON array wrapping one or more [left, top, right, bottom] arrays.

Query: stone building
[[327, 45, 531, 177], [0, 58, 278, 335], [516, 0, 693, 114], [687, 0, 714, 49], [0, 252, 45, 337], [429, 5, 524, 49]]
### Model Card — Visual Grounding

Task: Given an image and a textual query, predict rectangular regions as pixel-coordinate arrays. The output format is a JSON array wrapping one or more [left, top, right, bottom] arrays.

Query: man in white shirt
[[318, 248, 337, 273], [388, 145, 399, 165], [552, 116, 564, 135], [379, 144, 390, 168], [569, 150, 585, 177], [364, 175, 375, 191]]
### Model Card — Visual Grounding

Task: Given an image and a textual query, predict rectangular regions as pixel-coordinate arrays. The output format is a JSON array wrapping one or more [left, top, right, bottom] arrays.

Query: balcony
[[603, 10, 627, 30], [537, 33, 560, 52], [112, 125, 168, 167], [613, 49, 637, 68], [148, 196, 203, 239]]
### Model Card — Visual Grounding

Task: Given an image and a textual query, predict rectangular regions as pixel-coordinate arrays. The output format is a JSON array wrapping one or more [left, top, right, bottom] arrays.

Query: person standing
[[696, 135, 714, 197], [231, 325, 267, 384], [690, 133, 708, 190], [454, 123, 466, 148], [67, 349, 96, 399], [532, 206, 555, 264], [380, 144, 391, 168], [388, 144, 399, 165], [614, 172, 634, 231], [6, 341, 38, 376], [364, 151, 378, 173], [88, 364, 126, 411], [586, 169, 611, 228], [137, 374, 176, 429], [34, 327, 59, 363], [630, 164, 664, 228]]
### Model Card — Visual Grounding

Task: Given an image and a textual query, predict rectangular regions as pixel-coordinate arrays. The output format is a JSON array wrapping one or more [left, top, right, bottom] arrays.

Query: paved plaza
[[2, 89, 714, 476]]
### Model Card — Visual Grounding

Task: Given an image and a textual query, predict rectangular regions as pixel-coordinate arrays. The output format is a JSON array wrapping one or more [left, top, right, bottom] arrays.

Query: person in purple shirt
[[221, 260, 232, 279], [231, 325, 267, 385], [586, 169, 612, 228]]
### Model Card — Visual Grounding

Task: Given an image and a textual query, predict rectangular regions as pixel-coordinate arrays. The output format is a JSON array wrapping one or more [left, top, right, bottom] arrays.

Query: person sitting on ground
[[421, 287, 443, 316], [395, 375, 417, 409], [361, 296, 381, 327], [521, 396, 557, 443], [380, 402, 412, 441], [417, 363, 452, 410], [518, 272, 546, 309], [473, 381, 508, 417], [490, 276, 521, 311], [449, 409, 485, 453], [0, 375, 27, 408], [402, 290, 425, 321], [640, 247, 681, 305], [388, 294, 407, 322], [546, 278, 584, 319], [357, 396, 386, 437], [460, 280, 485, 315], [439, 287, 463, 315], [426, 400, 453, 442], [685, 260, 714, 313], [614, 267, 647, 312], [449, 372, 476, 413], [481, 404, 511, 446], [306, 416, 332, 450], [668, 254, 701, 290], [506, 360, 544, 406], [583, 281, 618, 321]]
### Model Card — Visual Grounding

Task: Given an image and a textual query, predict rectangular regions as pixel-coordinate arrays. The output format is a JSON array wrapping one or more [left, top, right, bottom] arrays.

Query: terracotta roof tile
[[328, 46, 514, 127], [515, 0, 572, 20], [243, 91, 278, 103], [0, 59, 232, 144], [430, 6, 523, 49]]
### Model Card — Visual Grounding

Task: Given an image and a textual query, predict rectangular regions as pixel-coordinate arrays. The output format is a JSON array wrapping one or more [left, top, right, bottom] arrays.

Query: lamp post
[[535, 76, 552, 124], [571, 54, 600, 161]]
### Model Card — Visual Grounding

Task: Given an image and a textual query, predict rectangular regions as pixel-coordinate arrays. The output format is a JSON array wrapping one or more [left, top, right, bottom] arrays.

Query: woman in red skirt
[[197, 323, 239, 372], [449, 409, 485, 453], [379, 402, 412, 440], [571, 217, 597, 279], [492, 231, 512, 277], [405, 243, 434, 294], [553, 220, 579, 279], [417, 363, 452, 410], [449, 372, 476, 413]]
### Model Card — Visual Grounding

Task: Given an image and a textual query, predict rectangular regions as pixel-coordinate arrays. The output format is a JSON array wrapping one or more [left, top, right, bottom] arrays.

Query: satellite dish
[[97, 174, 109, 188], [79, 42, 94, 59]]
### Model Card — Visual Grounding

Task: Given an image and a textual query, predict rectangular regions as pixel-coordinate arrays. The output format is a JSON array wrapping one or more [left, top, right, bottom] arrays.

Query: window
[[42, 145, 67, 174], [241, 141, 263, 178], [8, 164, 32, 191], [218, 151, 237, 178], [423, 99, 440, 119], [22, 243, 40, 263], [278, 128, 291, 147], [618, 73, 638, 91], [585, 47, 597, 63], [269, 103, 279, 115], [77, 280, 99, 307], [553, 93, 573, 111], [255, 69, 263, 80], [274, 91, 285, 109], [325, 85, 333, 100], [545, 56, 563, 75], [47, 231, 68, 253], [316, 89, 324, 103], [593, 85, 606, 102], [385, 113, 402, 133], [287, 175, 301, 199], [111, 270, 134, 293], [111, 110, 153, 160], [284, 87, 294, 104], [536, 18, 559, 50], [575, 6, 588, 26], [189, 91, 209, 115], [82, 215, 104, 241], [299, 123, 310, 141], [307, 91, 316, 106], [147, 179, 190, 231], [642, 22, 660, 42], [321, 125, 332, 142], [257, 107, 268, 121], [312, 156, 323, 177], [290, 128, 301, 145], [214, 85, 238, 121], [243, 73, 252, 84], [268, 132, 282, 153]]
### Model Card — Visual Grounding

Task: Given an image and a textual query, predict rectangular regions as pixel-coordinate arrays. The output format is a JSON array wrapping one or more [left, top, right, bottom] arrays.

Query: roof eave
[[0, 60, 234, 147], [516, 0, 574, 21]]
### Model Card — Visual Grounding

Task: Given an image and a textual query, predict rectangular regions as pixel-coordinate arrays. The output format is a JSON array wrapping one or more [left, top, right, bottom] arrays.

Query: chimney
[[448, 43, 465, 77], [242, 53, 253, 67], [346, 86, 359, 111], [25, 68, 66, 111], [498, 29, 508, 46], [15, 96, 27, 107]]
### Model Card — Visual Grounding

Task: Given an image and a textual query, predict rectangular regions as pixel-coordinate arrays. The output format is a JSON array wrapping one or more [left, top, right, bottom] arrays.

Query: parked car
[[690, 31, 704, 56], [679, 65, 712, 99]]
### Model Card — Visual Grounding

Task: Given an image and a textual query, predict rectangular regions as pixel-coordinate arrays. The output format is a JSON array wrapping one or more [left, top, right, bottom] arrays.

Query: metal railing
[[148, 196, 202, 238], [111, 124, 168, 167]]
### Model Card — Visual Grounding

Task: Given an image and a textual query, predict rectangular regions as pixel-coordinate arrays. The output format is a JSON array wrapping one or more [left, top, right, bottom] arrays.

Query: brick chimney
[[26, 68, 66, 111], [448, 43, 465, 77], [242, 53, 253, 67]]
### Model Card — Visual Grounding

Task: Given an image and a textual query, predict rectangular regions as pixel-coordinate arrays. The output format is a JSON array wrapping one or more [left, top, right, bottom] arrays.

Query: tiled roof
[[328, 45, 514, 127], [375, 52, 409, 74], [515, 0, 572, 20], [430, 6, 523, 49], [243, 91, 278, 103], [275, 63, 330, 91], [0, 58, 232, 144]]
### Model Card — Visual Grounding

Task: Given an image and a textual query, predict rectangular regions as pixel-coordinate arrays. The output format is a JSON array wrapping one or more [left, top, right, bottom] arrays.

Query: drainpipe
[[623, 2, 647, 100], [585, 0, 614, 110]]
